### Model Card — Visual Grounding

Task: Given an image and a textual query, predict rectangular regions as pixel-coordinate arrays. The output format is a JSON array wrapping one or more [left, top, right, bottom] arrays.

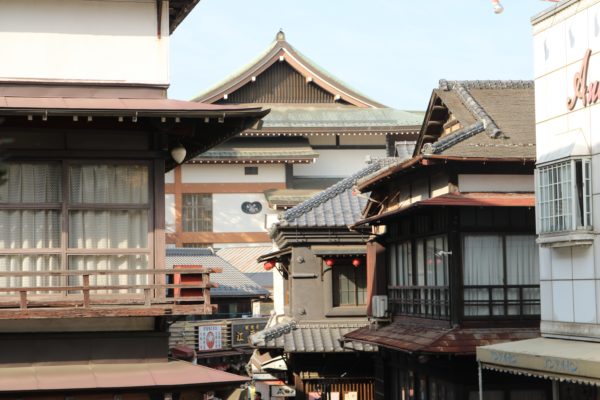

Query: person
[[255, 392, 262, 400]]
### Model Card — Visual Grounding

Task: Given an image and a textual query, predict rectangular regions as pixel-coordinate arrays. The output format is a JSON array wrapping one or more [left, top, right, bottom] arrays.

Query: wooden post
[[144, 288, 151, 306], [83, 274, 90, 308], [19, 291, 27, 310]]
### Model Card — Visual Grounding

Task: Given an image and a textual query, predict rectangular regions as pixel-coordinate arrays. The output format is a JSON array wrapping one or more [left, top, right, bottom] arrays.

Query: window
[[332, 260, 366, 306], [182, 194, 212, 232], [387, 235, 449, 318], [463, 234, 539, 317], [244, 166, 258, 175], [0, 162, 150, 293], [537, 158, 591, 234]]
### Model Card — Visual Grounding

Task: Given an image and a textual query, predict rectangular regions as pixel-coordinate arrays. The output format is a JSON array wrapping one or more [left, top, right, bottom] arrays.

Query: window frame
[[0, 159, 154, 293], [536, 157, 592, 236], [182, 193, 213, 232], [332, 260, 367, 307]]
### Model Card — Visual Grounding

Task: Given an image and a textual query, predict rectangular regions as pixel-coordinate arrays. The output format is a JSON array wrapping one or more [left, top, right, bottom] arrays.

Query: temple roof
[[192, 30, 386, 108]]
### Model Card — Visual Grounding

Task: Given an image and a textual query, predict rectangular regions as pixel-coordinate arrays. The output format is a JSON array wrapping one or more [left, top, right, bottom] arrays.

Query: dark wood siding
[[216, 62, 347, 104]]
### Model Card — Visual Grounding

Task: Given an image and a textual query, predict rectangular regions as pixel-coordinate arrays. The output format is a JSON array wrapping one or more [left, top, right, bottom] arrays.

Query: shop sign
[[567, 49, 600, 110], [231, 320, 267, 347], [197, 325, 222, 351], [270, 384, 296, 397]]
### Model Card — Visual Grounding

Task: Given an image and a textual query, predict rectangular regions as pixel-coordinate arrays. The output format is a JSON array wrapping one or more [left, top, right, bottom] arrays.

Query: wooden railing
[[388, 286, 450, 320], [463, 285, 540, 318], [0, 267, 219, 319]]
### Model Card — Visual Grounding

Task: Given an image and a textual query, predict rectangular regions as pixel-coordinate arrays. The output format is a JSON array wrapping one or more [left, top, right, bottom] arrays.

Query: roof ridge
[[280, 159, 391, 224], [422, 121, 484, 155]]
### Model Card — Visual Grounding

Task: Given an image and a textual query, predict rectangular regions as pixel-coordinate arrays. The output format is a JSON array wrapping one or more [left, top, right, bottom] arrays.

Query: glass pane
[[0, 210, 61, 248], [182, 194, 213, 232], [69, 210, 148, 249], [0, 255, 61, 293], [426, 238, 435, 286], [506, 235, 539, 285], [463, 235, 503, 285], [0, 163, 61, 203], [70, 164, 148, 204], [68, 255, 148, 294]]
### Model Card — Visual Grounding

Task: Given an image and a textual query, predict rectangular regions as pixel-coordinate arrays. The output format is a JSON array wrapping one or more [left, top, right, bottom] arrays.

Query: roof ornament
[[276, 29, 286, 42]]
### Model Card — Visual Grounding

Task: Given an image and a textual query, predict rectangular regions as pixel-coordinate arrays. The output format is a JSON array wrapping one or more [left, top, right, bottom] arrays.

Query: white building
[[478, 1, 600, 398]]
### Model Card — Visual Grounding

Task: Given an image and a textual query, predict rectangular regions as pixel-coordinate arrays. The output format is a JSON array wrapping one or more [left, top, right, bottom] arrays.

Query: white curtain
[[69, 210, 147, 249], [506, 235, 540, 315], [0, 163, 61, 203], [463, 236, 503, 316], [0, 255, 60, 294], [69, 164, 148, 204], [69, 255, 147, 294]]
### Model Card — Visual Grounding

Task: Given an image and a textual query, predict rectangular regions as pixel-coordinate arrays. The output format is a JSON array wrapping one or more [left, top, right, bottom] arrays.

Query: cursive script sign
[[567, 49, 600, 110]]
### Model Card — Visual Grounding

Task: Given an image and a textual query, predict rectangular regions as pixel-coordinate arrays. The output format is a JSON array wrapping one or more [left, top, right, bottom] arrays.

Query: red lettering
[[568, 49, 593, 110]]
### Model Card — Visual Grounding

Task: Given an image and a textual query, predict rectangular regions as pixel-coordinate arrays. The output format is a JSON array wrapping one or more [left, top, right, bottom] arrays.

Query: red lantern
[[352, 258, 362, 267], [264, 261, 275, 271], [325, 258, 335, 267]]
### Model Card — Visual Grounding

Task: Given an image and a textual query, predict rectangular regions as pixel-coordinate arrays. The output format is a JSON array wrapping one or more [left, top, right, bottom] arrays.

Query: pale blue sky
[[169, 0, 550, 110]]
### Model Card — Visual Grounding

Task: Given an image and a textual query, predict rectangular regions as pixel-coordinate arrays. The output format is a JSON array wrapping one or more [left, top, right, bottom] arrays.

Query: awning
[[0, 361, 249, 393], [477, 337, 600, 386], [257, 248, 292, 263], [353, 192, 535, 227]]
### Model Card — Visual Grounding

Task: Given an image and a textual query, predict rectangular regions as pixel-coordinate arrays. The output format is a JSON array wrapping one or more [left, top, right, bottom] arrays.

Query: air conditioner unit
[[372, 295, 388, 318]]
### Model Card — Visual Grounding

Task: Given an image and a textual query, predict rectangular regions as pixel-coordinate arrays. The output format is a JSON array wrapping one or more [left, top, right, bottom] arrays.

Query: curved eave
[[193, 40, 385, 108]]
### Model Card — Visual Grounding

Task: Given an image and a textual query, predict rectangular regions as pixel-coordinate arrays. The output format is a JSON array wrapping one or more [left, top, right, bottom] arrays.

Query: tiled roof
[[166, 248, 269, 298], [278, 158, 399, 228], [264, 189, 324, 208], [256, 107, 424, 129], [216, 246, 275, 274], [193, 137, 318, 162], [344, 320, 539, 355], [422, 80, 535, 159], [250, 321, 377, 353]]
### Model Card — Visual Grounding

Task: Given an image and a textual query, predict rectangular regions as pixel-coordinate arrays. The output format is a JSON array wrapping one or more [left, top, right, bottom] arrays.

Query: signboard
[[231, 320, 267, 347], [270, 385, 296, 397], [344, 393, 358, 400], [197, 325, 222, 351]]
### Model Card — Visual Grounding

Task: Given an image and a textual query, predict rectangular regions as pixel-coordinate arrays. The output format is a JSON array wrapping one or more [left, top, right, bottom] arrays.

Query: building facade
[[165, 31, 423, 249], [477, 1, 600, 398], [0, 0, 268, 397], [344, 80, 551, 400]]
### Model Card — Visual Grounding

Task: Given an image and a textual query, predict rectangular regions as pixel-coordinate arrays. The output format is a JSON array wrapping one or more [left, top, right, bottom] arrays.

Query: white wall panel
[[0, 0, 168, 84], [293, 149, 385, 178], [182, 164, 285, 183], [212, 194, 277, 233], [552, 280, 574, 322], [458, 174, 534, 193], [165, 194, 175, 234]]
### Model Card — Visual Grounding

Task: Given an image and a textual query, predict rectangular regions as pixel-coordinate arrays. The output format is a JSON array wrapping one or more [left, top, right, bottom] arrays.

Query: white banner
[[197, 325, 222, 351]]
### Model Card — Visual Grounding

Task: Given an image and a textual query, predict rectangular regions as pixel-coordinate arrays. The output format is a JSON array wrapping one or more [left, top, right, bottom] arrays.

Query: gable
[[215, 61, 350, 105]]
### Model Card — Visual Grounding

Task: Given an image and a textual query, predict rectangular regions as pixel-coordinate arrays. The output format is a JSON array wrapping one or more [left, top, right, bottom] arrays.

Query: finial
[[276, 29, 285, 41]]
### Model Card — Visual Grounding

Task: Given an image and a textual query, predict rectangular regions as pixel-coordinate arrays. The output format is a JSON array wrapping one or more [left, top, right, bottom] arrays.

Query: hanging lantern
[[264, 261, 275, 271], [352, 258, 362, 267], [325, 258, 335, 267]]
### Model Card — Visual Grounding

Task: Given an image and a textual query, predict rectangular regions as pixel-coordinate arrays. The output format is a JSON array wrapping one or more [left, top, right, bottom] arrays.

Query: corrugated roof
[[344, 320, 539, 355], [278, 158, 399, 228], [193, 137, 318, 162], [250, 321, 377, 353], [216, 246, 274, 274], [166, 248, 269, 298]]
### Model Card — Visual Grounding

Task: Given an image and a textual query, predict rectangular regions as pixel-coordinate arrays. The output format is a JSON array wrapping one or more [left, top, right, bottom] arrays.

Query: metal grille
[[538, 160, 572, 233], [182, 194, 212, 232]]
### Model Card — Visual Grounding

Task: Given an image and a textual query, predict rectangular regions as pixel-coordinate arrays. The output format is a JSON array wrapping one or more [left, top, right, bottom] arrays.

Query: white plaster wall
[[0, 0, 169, 85], [212, 194, 278, 233], [181, 164, 285, 183], [293, 149, 386, 178], [534, 2, 600, 337], [458, 174, 534, 193], [165, 194, 175, 234], [165, 170, 174, 184]]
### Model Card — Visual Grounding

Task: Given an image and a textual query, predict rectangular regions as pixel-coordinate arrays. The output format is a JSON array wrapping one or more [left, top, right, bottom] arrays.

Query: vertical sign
[[197, 325, 222, 351]]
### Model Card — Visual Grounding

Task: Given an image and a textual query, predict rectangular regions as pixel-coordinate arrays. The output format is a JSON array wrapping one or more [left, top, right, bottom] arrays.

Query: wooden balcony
[[389, 285, 450, 320], [0, 267, 219, 319]]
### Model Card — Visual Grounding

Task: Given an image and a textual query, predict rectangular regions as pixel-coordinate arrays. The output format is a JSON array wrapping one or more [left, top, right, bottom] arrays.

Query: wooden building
[[343, 80, 552, 400], [248, 160, 404, 400], [165, 30, 423, 249], [0, 0, 268, 398]]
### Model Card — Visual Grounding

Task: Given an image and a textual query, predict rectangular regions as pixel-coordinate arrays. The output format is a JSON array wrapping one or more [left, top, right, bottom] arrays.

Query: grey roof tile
[[166, 248, 269, 298]]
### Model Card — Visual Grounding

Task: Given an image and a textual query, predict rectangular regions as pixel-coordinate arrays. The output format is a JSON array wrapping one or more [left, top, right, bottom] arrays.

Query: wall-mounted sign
[[567, 49, 600, 110], [231, 320, 267, 347], [270, 385, 296, 397], [197, 325, 222, 351], [241, 201, 262, 214]]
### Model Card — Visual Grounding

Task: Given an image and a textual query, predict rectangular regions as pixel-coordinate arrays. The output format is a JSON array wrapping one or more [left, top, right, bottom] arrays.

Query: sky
[[169, 0, 551, 111]]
